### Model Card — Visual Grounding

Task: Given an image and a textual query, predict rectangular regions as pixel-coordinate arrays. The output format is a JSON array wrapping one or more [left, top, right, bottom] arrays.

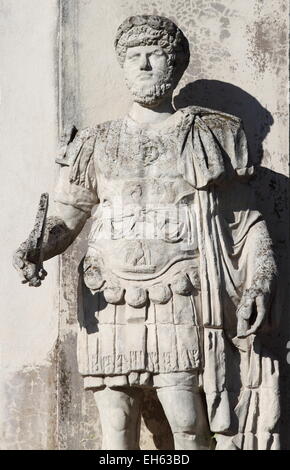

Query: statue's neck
[[129, 99, 175, 125]]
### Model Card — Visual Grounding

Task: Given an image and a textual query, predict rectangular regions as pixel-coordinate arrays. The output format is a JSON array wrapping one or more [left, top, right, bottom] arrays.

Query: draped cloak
[[55, 105, 280, 450]]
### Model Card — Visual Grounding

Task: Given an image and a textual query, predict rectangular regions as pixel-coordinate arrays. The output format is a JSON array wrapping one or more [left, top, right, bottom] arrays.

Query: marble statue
[[13, 15, 280, 450]]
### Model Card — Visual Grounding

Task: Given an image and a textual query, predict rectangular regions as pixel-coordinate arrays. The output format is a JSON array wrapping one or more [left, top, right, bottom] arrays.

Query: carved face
[[123, 45, 175, 106]]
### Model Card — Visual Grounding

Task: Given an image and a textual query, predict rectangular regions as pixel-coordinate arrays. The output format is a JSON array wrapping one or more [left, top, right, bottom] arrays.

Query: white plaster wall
[[0, 0, 288, 450], [0, 0, 59, 449]]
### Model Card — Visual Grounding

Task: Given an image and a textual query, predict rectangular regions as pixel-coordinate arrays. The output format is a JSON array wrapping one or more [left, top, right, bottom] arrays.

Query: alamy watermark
[[89, 201, 198, 251]]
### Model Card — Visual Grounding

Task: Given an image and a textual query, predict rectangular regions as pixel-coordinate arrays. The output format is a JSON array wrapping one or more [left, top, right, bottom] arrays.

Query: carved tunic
[[54, 106, 280, 447], [54, 107, 250, 380], [73, 111, 203, 378]]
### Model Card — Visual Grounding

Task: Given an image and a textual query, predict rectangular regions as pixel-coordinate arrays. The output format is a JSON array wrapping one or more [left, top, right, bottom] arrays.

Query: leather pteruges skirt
[[77, 258, 203, 384]]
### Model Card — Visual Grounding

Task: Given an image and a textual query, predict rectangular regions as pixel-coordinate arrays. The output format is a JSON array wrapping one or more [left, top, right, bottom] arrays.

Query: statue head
[[114, 15, 190, 107]]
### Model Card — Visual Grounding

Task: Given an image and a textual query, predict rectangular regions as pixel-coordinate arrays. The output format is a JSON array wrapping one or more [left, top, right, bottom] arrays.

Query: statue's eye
[[128, 53, 140, 60], [153, 50, 164, 56]]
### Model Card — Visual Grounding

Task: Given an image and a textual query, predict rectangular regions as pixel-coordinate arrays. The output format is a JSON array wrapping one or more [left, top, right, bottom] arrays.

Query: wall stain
[[0, 360, 57, 450]]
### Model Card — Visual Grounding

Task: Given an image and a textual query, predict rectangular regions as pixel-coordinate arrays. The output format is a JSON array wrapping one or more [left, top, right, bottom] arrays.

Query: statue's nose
[[139, 54, 151, 70]]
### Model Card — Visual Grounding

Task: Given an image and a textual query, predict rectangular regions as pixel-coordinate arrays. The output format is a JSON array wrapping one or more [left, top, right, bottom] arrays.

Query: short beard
[[126, 77, 174, 107]]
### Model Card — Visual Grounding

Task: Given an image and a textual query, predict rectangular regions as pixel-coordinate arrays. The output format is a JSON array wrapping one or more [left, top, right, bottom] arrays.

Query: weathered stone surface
[[2, 0, 289, 450], [13, 9, 285, 450], [63, 0, 290, 450]]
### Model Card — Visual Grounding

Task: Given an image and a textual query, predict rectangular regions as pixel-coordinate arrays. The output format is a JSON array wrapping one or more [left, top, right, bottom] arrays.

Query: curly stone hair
[[114, 15, 190, 83]]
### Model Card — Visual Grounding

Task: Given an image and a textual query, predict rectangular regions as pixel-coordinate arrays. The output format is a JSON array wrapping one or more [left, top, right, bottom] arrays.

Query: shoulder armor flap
[[182, 105, 241, 128], [55, 124, 109, 166]]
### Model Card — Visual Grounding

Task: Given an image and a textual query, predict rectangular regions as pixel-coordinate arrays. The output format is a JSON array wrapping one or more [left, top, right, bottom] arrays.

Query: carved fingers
[[237, 316, 248, 338], [244, 294, 268, 336], [22, 263, 47, 287], [13, 245, 47, 287], [236, 293, 269, 338]]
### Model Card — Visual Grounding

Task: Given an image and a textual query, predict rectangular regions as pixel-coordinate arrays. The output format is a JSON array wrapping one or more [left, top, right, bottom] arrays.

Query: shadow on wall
[[174, 79, 289, 246], [141, 79, 290, 450], [174, 79, 274, 165]]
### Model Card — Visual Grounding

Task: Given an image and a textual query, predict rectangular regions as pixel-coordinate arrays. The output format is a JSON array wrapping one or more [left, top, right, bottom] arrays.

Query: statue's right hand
[[13, 242, 47, 287]]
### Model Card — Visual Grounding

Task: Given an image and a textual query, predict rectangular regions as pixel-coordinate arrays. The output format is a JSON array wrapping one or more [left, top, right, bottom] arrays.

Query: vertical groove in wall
[[55, 0, 61, 449], [56, 0, 100, 450], [57, 0, 81, 450], [58, 0, 80, 135]]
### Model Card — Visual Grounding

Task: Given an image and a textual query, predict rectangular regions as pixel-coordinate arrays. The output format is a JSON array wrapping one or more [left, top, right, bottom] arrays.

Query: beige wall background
[[0, 0, 59, 449], [77, 0, 288, 173], [0, 0, 289, 449]]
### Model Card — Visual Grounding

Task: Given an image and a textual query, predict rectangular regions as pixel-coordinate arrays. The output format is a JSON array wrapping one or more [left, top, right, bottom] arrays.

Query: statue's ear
[[55, 125, 78, 166]]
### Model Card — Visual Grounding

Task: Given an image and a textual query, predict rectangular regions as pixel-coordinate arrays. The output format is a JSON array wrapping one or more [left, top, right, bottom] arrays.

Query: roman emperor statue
[[13, 15, 280, 450]]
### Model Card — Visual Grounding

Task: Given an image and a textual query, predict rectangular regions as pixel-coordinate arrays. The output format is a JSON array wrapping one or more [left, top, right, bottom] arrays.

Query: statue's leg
[[156, 374, 212, 450], [93, 386, 143, 450]]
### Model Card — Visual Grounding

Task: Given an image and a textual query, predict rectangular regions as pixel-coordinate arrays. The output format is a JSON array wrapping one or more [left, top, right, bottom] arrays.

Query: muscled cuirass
[[83, 115, 200, 307]]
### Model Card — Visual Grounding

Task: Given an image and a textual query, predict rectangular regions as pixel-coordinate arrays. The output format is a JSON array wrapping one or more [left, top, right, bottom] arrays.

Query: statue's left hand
[[236, 292, 269, 338]]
